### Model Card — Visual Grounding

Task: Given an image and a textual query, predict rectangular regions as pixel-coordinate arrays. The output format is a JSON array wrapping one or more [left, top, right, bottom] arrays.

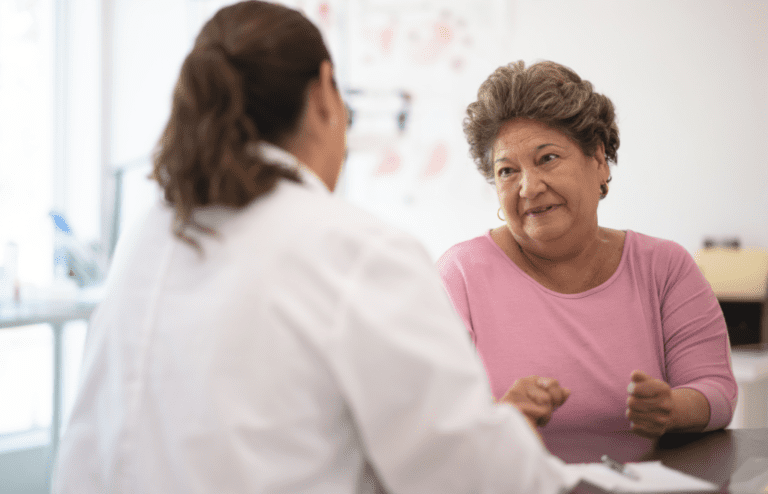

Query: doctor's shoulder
[[308, 193, 432, 268], [239, 181, 434, 273]]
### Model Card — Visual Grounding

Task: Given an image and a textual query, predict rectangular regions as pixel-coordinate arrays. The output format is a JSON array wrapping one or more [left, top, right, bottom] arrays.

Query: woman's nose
[[518, 169, 546, 198]]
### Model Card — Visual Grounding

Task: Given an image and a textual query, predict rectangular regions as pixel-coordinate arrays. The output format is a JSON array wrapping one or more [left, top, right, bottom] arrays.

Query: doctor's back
[[51, 2, 574, 493]]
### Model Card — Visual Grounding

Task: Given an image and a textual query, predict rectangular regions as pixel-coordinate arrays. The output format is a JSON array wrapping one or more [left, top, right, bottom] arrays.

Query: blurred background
[[0, 0, 766, 492]]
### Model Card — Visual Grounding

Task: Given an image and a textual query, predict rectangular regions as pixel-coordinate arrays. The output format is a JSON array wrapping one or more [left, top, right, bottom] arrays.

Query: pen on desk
[[601, 455, 641, 481]]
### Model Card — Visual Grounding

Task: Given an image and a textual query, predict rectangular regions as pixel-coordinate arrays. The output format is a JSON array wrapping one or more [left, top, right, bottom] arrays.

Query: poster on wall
[[338, 0, 513, 258]]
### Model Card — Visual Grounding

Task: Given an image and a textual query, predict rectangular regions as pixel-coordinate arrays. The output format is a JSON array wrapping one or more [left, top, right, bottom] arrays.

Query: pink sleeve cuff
[[674, 382, 737, 431]]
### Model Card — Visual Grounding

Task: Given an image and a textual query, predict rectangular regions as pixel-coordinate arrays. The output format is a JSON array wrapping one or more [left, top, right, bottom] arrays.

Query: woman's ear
[[310, 60, 338, 125], [300, 61, 342, 135], [593, 142, 610, 180], [291, 60, 346, 192]]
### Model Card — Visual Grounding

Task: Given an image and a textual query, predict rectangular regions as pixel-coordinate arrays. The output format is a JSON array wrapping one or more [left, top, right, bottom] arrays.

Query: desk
[[0, 300, 98, 455], [545, 429, 768, 493]]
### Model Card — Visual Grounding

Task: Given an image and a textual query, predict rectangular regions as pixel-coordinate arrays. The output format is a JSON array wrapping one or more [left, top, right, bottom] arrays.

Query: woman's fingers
[[501, 375, 569, 427], [534, 377, 570, 409], [629, 419, 667, 438], [516, 401, 554, 427], [526, 387, 552, 406], [549, 385, 571, 409], [627, 404, 670, 421], [627, 394, 671, 413], [626, 370, 673, 437], [628, 373, 669, 399], [628, 407, 672, 437]]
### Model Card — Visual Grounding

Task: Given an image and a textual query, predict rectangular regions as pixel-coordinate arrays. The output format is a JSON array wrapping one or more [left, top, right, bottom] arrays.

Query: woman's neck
[[493, 227, 624, 294]]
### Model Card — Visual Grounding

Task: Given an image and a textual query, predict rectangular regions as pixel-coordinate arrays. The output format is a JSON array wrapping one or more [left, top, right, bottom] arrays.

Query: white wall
[[0, 0, 56, 286], [106, 0, 205, 243], [64, 0, 102, 243], [109, 0, 192, 168]]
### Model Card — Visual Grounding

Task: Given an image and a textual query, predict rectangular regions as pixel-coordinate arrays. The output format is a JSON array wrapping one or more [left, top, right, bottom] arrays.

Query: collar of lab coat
[[253, 141, 331, 195]]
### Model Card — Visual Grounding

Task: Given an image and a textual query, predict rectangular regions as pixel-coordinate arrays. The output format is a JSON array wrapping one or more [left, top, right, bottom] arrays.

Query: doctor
[[52, 2, 575, 493]]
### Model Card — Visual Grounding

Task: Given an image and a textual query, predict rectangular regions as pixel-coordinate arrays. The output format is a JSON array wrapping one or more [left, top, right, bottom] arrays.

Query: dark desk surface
[[544, 429, 768, 493]]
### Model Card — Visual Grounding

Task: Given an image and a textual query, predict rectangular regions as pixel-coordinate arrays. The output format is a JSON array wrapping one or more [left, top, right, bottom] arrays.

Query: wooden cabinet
[[695, 247, 768, 346]]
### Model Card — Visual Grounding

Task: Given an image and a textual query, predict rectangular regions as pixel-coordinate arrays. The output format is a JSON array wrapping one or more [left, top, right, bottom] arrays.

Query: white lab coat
[[52, 145, 575, 494]]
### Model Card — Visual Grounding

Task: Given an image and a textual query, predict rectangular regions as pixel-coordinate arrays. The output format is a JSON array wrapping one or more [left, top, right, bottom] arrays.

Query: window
[[0, 0, 57, 443], [0, 0, 99, 447], [0, 0, 56, 288]]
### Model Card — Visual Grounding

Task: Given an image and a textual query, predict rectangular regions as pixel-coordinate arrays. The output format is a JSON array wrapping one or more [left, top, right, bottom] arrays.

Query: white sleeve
[[319, 232, 577, 494]]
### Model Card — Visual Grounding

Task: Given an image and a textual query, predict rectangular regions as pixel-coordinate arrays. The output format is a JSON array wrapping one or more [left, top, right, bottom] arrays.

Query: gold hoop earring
[[599, 182, 609, 199], [497, 207, 505, 221]]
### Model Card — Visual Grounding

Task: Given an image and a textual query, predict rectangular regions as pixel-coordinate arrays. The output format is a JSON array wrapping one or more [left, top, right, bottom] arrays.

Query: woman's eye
[[497, 167, 518, 178], [539, 153, 558, 165]]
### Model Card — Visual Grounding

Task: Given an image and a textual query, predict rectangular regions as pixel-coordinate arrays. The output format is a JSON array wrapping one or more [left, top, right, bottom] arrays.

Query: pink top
[[437, 230, 737, 433]]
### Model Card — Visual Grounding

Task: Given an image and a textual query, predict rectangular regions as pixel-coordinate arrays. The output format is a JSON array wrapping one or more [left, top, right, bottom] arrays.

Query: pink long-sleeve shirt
[[437, 230, 737, 433]]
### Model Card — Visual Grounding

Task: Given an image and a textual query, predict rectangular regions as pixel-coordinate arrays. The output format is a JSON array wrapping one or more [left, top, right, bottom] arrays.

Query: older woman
[[52, 6, 575, 494], [437, 60, 737, 438]]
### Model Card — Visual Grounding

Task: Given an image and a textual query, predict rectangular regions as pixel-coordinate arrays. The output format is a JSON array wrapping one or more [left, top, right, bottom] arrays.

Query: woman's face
[[311, 60, 348, 192], [492, 119, 609, 253], [330, 90, 348, 185]]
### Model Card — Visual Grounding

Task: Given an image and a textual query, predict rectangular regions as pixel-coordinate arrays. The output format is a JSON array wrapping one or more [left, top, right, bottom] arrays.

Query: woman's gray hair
[[464, 60, 620, 183]]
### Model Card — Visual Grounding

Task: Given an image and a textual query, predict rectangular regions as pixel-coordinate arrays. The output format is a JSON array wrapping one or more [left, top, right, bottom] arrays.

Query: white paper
[[562, 461, 719, 493]]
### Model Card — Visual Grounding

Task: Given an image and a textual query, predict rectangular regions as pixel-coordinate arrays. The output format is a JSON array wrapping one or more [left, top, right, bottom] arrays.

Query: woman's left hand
[[625, 370, 674, 438]]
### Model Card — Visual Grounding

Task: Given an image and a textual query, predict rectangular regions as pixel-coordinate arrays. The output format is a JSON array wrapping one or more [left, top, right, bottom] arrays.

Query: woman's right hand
[[499, 376, 571, 427]]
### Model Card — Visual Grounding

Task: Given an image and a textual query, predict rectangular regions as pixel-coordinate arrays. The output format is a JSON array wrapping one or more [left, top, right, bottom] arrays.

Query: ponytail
[[152, 1, 329, 252]]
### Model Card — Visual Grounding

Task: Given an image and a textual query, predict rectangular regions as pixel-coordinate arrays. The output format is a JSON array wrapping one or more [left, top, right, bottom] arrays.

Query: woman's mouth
[[525, 204, 560, 217]]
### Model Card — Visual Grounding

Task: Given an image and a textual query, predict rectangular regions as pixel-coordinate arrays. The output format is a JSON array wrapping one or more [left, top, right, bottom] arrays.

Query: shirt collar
[[251, 141, 331, 195]]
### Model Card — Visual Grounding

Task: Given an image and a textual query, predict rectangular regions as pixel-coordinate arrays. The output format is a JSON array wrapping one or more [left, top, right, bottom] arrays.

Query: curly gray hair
[[464, 60, 620, 183]]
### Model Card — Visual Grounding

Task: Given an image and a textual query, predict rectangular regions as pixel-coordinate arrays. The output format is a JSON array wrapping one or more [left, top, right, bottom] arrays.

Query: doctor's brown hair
[[464, 60, 620, 184], [152, 1, 331, 248]]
